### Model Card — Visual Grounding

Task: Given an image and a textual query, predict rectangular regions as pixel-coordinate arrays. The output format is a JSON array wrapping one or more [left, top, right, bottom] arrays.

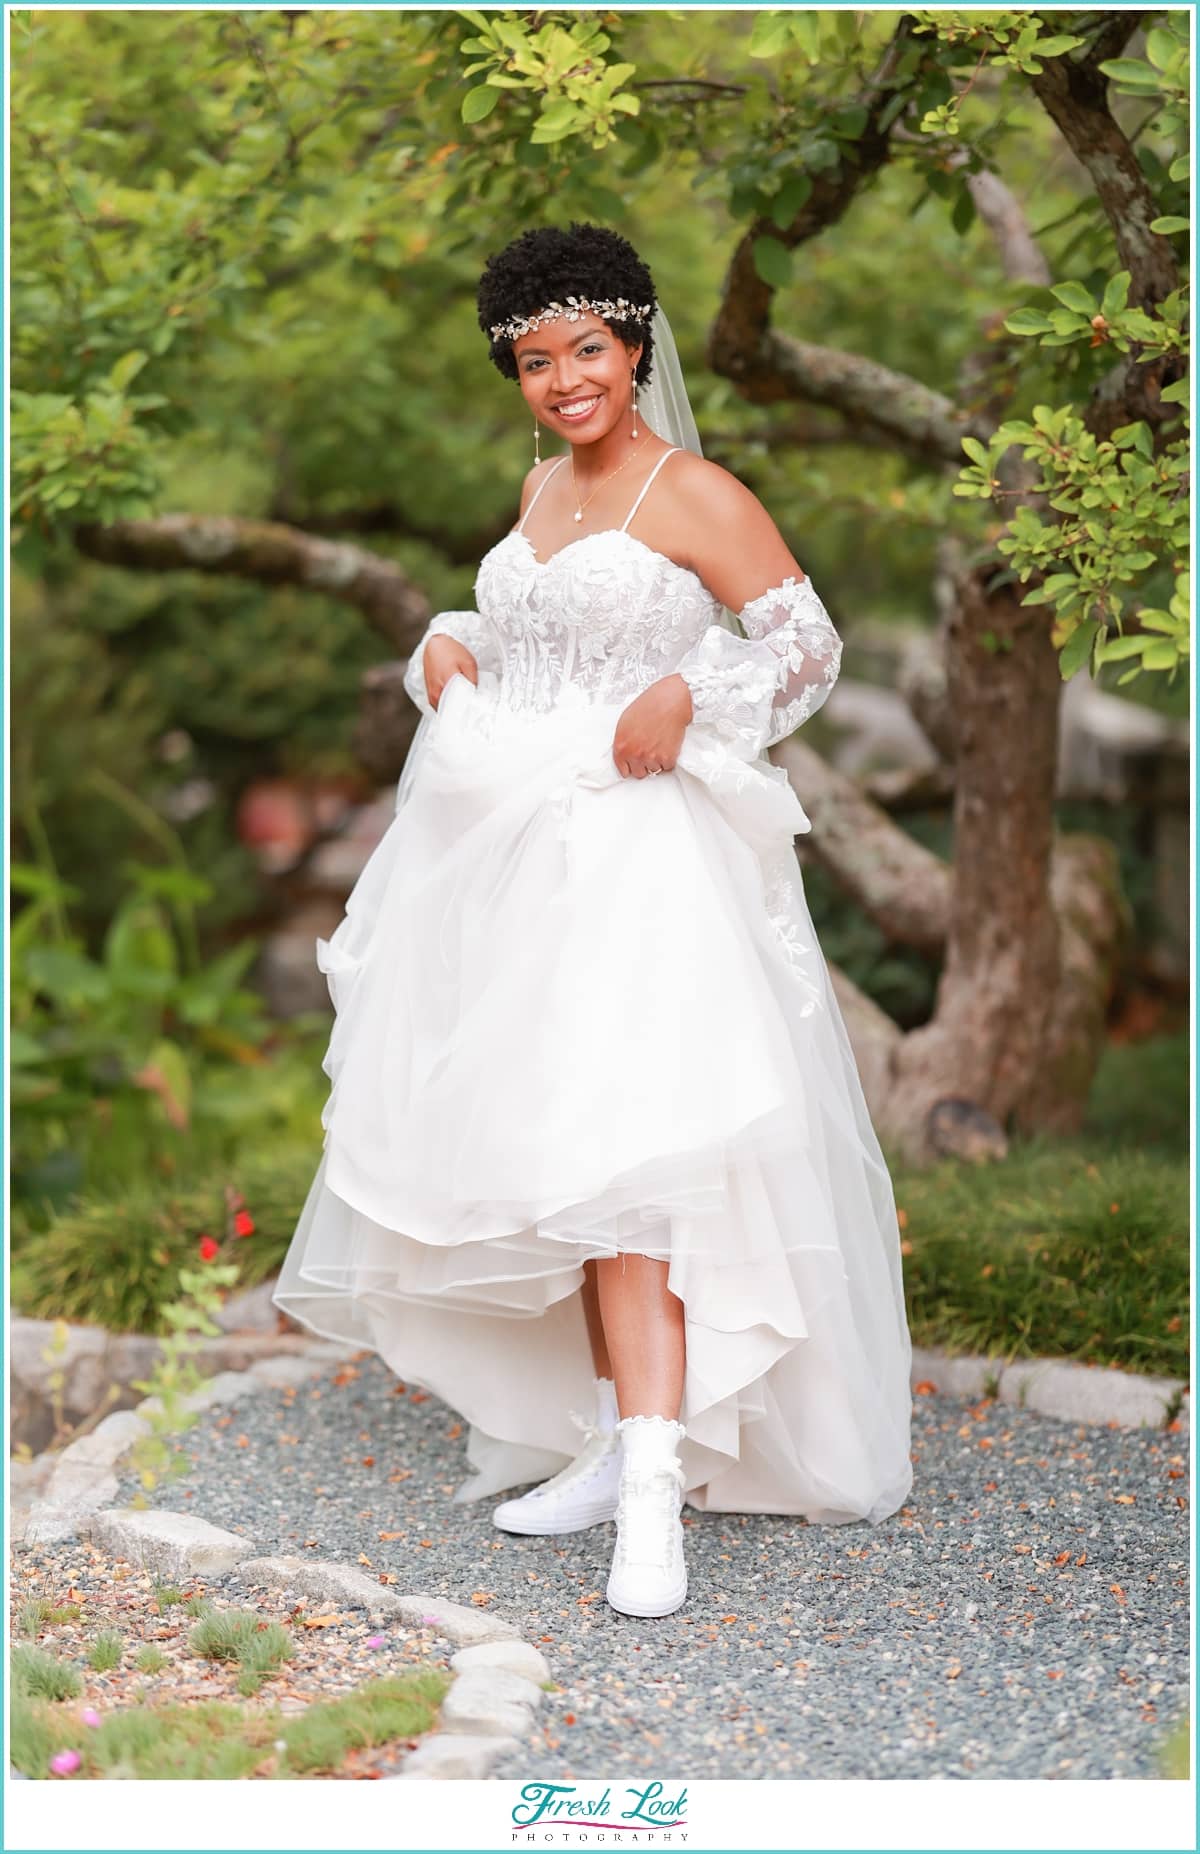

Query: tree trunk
[[880, 562, 1064, 1158]]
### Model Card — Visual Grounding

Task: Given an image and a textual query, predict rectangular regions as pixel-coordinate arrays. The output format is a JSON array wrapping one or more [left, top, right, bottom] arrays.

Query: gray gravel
[[109, 1353, 1190, 1779]]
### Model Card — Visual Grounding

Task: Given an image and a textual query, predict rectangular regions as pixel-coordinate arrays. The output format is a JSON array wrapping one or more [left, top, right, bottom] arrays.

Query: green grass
[[187, 1609, 295, 1696], [10, 1670, 449, 1780], [86, 1631, 124, 1673], [9, 1143, 319, 1333], [15, 1599, 82, 1637], [151, 1584, 185, 1612], [1081, 1033, 1190, 1154], [12, 1645, 83, 1703], [892, 1037, 1190, 1378], [134, 1645, 167, 1675]]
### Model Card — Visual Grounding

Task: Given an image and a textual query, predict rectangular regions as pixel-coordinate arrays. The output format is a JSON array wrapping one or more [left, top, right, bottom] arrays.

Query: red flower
[[233, 1210, 256, 1238], [198, 1235, 220, 1262]]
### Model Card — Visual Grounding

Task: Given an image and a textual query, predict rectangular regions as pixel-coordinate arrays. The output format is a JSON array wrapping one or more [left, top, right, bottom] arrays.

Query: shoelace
[[613, 1463, 685, 1573], [526, 1410, 616, 1499]]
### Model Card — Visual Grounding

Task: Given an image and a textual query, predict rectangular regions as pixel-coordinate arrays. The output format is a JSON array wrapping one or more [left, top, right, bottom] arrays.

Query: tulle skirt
[[273, 672, 913, 1524]]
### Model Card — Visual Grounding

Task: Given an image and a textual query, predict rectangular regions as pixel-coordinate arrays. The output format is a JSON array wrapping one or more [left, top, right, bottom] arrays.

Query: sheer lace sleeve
[[675, 575, 843, 755], [403, 611, 497, 715]]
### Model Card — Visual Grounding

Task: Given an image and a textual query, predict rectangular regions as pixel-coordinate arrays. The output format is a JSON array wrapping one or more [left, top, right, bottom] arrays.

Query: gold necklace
[[569, 434, 653, 523]]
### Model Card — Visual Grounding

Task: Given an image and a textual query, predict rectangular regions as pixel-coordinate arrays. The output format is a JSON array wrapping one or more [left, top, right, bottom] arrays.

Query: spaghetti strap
[[620, 447, 681, 533], [515, 457, 569, 534]]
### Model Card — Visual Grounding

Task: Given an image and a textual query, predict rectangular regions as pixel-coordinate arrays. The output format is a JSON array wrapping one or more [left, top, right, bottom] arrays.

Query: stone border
[[909, 1345, 1189, 1431], [10, 1336, 556, 1781]]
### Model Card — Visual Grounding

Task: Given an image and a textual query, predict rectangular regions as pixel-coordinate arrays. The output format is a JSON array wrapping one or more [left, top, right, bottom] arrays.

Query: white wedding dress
[[274, 449, 913, 1526]]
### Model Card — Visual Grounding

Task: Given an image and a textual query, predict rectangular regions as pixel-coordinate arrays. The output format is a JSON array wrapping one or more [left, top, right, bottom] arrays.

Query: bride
[[274, 222, 914, 1620]]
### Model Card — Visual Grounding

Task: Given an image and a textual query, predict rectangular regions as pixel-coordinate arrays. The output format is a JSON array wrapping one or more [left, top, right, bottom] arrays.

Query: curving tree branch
[[72, 514, 430, 651]]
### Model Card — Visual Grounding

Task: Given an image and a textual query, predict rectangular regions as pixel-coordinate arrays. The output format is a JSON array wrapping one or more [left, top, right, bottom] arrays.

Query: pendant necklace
[[570, 434, 653, 522]]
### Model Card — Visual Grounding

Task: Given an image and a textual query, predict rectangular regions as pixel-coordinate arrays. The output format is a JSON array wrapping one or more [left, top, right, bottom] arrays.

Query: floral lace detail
[[762, 852, 823, 1014], [677, 574, 843, 755], [466, 530, 724, 714]]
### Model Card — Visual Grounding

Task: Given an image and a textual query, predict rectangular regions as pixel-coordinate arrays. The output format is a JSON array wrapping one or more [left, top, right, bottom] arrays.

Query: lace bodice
[[403, 450, 843, 757]]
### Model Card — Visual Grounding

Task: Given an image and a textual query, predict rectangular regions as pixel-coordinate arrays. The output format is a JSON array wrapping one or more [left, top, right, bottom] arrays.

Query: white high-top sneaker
[[492, 1379, 621, 1535], [606, 1414, 688, 1619]]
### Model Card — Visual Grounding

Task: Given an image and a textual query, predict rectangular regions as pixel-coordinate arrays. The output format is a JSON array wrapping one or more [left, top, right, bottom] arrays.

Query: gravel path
[[107, 1352, 1190, 1780]]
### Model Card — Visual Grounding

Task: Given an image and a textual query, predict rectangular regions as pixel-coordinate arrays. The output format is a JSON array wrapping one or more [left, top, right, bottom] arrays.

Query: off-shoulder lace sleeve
[[403, 611, 497, 715], [675, 575, 843, 755]]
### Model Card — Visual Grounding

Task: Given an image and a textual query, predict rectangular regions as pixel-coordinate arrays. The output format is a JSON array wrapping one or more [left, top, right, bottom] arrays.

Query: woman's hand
[[611, 673, 694, 779], [424, 634, 479, 710]]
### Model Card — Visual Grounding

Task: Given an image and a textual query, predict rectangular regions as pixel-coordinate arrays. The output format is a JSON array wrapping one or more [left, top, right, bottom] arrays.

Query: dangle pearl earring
[[630, 368, 639, 439], [533, 417, 541, 466]]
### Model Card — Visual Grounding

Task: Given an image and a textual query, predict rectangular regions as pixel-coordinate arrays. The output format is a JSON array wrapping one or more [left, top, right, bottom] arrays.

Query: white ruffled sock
[[616, 1412, 686, 1471]]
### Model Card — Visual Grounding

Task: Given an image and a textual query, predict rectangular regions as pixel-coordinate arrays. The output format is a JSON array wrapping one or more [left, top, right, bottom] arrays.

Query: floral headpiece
[[490, 296, 655, 341]]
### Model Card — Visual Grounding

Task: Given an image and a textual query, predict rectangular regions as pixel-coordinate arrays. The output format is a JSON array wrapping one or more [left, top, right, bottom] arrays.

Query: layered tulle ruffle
[[273, 673, 913, 1525]]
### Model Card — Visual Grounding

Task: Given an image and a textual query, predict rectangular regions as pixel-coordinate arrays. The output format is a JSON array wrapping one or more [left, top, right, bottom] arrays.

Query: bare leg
[[580, 1260, 613, 1379], [594, 1254, 685, 1420]]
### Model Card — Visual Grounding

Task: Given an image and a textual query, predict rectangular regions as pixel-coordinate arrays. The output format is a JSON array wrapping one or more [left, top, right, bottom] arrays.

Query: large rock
[[87, 1508, 257, 1578], [237, 1555, 520, 1644], [999, 1359, 1185, 1428], [395, 1733, 521, 1780], [450, 1641, 551, 1687], [440, 1667, 542, 1738]]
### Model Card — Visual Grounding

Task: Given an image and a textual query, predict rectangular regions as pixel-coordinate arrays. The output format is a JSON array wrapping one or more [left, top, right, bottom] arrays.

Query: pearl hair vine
[[490, 295, 655, 341]]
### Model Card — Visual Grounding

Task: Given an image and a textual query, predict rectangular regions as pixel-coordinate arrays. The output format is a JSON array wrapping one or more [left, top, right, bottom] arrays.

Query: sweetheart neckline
[[488, 527, 718, 601]]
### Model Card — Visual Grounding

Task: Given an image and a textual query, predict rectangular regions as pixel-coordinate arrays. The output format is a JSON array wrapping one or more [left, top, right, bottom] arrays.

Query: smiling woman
[[273, 221, 914, 1624]]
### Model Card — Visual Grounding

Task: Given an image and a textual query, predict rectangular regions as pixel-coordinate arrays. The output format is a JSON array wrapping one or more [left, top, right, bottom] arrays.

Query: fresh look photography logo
[[509, 1780, 689, 1841]]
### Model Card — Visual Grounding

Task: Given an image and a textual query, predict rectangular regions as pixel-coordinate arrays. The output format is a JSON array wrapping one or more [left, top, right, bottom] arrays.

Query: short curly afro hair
[[477, 222, 658, 386]]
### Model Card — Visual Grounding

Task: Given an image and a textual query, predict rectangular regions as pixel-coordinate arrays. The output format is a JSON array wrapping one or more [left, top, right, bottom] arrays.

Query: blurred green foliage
[[7, 11, 1189, 1356]]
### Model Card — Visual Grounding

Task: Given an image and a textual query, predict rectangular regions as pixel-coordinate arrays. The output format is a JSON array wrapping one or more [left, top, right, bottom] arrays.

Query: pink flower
[[80, 1708, 102, 1728], [198, 1235, 219, 1262], [233, 1210, 256, 1238], [49, 1749, 81, 1775], [365, 1634, 385, 1649]]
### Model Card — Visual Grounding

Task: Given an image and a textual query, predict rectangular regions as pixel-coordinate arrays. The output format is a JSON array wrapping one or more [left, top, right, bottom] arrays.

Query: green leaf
[[1140, 640, 1182, 671], [109, 350, 148, 392], [1145, 27, 1178, 71], [748, 13, 792, 58], [1097, 57, 1163, 89], [1058, 619, 1099, 680], [1160, 377, 1189, 405], [751, 236, 793, 290], [1004, 308, 1054, 336], [1050, 280, 1095, 315], [1033, 34, 1084, 58], [1169, 153, 1189, 183], [1095, 633, 1150, 663], [960, 436, 991, 466], [951, 186, 975, 236], [1101, 272, 1131, 318], [24, 947, 110, 1006], [461, 85, 499, 123], [1150, 215, 1189, 235], [770, 173, 813, 230]]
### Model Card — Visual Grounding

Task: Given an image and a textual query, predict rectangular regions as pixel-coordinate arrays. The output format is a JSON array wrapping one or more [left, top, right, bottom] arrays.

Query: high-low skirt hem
[[272, 675, 914, 1527]]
